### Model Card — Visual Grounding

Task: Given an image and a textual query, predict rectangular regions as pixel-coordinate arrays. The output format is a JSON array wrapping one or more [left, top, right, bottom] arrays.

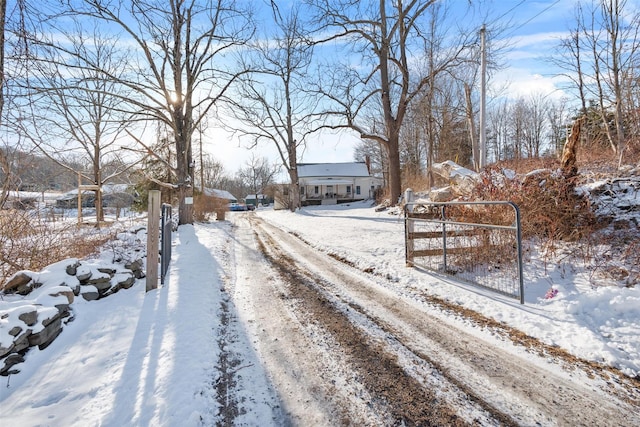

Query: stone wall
[[0, 258, 145, 376]]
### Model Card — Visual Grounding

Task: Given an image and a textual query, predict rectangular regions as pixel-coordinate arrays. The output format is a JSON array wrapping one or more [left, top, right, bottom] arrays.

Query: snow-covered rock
[[431, 160, 479, 199], [0, 256, 145, 376]]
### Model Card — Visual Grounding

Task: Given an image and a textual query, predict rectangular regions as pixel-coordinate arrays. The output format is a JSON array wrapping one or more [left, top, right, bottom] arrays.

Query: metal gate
[[160, 204, 172, 285], [405, 201, 524, 304]]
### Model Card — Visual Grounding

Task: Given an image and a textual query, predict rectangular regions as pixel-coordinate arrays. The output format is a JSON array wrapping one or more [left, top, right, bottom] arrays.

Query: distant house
[[56, 184, 135, 209], [244, 194, 272, 207], [297, 162, 383, 207], [203, 188, 237, 203]]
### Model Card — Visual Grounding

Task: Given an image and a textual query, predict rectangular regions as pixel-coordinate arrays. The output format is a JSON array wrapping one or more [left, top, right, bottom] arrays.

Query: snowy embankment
[[0, 223, 241, 426], [256, 201, 640, 378]]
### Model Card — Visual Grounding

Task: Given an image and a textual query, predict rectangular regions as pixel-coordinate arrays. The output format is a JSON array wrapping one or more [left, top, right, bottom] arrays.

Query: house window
[[346, 185, 351, 194], [300, 186, 305, 195], [314, 186, 319, 194], [356, 186, 361, 195]]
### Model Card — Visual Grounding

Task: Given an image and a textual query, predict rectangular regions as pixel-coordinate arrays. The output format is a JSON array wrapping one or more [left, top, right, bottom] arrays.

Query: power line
[[502, 0, 563, 38], [494, 0, 528, 23], [519, 0, 563, 27]]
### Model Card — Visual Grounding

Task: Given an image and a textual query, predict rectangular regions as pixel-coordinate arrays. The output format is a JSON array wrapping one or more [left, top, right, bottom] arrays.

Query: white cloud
[[507, 31, 568, 50], [491, 68, 570, 100]]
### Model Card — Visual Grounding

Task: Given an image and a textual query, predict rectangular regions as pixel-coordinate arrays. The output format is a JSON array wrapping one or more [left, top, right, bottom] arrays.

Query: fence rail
[[405, 200, 524, 304]]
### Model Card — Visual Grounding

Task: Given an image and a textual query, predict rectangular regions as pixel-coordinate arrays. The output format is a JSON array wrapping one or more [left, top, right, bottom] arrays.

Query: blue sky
[[213, 0, 637, 173], [485, 0, 577, 99], [481, 0, 637, 99]]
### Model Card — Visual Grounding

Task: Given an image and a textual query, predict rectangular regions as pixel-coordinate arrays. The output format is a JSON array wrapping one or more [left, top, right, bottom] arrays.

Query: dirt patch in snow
[[224, 214, 640, 426], [258, 230, 472, 426]]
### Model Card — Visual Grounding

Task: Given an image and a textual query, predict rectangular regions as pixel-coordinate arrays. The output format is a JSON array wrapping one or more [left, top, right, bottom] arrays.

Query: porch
[[300, 179, 364, 206]]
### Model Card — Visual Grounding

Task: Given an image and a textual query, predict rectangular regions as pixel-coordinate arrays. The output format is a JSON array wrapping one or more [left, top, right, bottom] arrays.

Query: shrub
[[474, 166, 598, 241], [193, 194, 227, 222], [0, 210, 115, 286]]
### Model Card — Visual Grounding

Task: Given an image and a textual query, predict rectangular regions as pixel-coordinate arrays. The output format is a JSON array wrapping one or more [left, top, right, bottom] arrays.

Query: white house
[[298, 162, 382, 206]]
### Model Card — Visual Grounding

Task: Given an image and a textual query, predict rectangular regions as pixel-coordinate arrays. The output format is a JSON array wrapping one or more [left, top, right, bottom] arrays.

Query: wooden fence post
[[405, 188, 414, 267], [146, 190, 160, 292]]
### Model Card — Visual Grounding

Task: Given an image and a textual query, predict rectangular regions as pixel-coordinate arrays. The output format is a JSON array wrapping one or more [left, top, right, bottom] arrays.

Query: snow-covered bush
[[0, 210, 117, 284], [474, 166, 598, 241]]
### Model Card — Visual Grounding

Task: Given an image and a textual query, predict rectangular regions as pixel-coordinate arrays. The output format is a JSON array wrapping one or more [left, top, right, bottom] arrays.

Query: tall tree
[[225, 2, 317, 211], [309, 0, 474, 204], [197, 154, 227, 191], [487, 98, 511, 161], [547, 97, 570, 156], [354, 136, 387, 189], [598, 0, 638, 165], [521, 92, 549, 159], [558, 0, 640, 165], [61, 0, 255, 224], [0, 0, 28, 208]]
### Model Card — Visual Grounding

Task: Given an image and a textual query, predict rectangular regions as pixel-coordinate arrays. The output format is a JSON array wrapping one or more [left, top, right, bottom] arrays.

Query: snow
[[257, 202, 640, 377], [1, 224, 231, 426], [1, 196, 639, 425]]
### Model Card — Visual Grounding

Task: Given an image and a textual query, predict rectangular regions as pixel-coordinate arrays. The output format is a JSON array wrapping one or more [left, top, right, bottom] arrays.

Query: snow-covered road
[[225, 213, 640, 426]]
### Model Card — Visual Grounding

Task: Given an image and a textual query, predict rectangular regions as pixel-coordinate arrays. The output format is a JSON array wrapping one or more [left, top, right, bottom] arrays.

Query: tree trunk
[[93, 154, 103, 222], [174, 96, 194, 225], [288, 144, 300, 211], [95, 188, 103, 226], [386, 136, 402, 204], [561, 117, 583, 180], [288, 167, 300, 212]]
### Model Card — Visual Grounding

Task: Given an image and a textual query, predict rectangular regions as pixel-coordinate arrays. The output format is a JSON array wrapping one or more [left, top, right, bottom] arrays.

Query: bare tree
[[237, 154, 280, 203], [487, 98, 511, 162], [354, 137, 387, 188], [560, 0, 640, 165], [599, 0, 639, 165], [224, 3, 318, 211], [198, 154, 227, 190], [308, 0, 476, 204], [521, 92, 550, 159], [399, 106, 426, 178], [553, 22, 589, 118], [0, 144, 20, 207], [547, 97, 571, 156], [0, 0, 30, 209], [55, 0, 256, 224], [511, 98, 530, 161], [21, 26, 139, 222]]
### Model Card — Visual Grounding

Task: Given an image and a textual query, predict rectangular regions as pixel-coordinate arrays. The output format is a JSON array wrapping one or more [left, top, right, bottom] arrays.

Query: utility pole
[[479, 24, 487, 169]]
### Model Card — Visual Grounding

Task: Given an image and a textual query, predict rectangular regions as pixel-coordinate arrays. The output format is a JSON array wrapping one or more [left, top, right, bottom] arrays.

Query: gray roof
[[204, 188, 237, 201], [298, 162, 370, 178]]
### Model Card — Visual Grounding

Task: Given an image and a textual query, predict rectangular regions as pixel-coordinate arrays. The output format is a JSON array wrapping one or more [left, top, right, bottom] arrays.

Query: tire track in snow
[[251, 216, 509, 426], [250, 215, 640, 427]]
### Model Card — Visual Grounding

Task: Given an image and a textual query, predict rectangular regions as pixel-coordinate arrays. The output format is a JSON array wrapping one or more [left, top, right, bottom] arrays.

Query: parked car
[[246, 204, 256, 211], [228, 203, 247, 211]]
